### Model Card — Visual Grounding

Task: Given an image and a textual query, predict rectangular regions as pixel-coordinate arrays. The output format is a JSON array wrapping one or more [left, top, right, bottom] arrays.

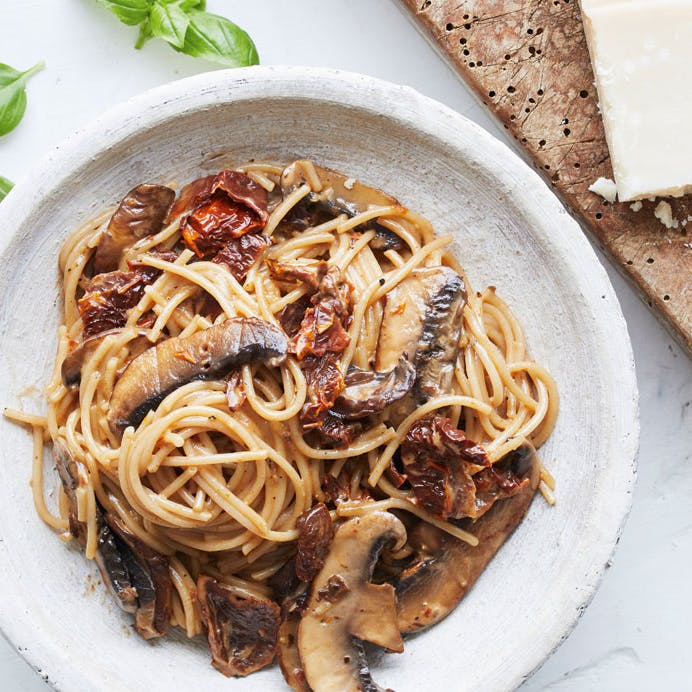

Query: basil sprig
[[96, 1, 258, 67], [0, 61, 44, 137], [0, 175, 13, 202]]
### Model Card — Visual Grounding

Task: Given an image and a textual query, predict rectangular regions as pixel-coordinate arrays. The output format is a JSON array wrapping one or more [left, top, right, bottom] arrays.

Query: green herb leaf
[[165, 0, 206, 10], [135, 17, 154, 49], [181, 11, 259, 67], [0, 176, 13, 202], [150, 1, 190, 49], [96, 0, 153, 26], [0, 61, 44, 137]]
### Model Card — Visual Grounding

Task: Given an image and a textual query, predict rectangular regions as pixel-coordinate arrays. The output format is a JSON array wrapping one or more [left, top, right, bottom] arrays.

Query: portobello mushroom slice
[[93, 183, 175, 273], [61, 328, 152, 387], [332, 356, 416, 420], [95, 523, 139, 614], [108, 316, 287, 434], [106, 513, 173, 639], [376, 266, 467, 410], [395, 442, 541, 633], [280, 160, 405, 249], [277, 595, 311, 692], [197, 575, 281, 677], [53, 441, 137, 613], [298, 511, 406, 692]]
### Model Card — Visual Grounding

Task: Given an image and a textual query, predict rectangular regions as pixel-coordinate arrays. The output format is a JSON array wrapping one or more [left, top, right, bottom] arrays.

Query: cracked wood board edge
[[396, 0, 692, 357]]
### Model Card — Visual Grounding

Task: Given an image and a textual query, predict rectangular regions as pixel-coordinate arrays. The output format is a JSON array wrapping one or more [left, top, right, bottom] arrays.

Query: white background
[[1, 2, 690, 690]]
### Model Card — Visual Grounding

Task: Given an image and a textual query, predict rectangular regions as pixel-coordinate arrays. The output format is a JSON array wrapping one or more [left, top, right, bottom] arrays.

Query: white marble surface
[[0, 1, 689, 690]]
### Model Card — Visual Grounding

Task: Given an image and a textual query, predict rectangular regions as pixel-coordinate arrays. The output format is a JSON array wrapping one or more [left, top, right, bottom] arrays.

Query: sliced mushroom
[[95, 523, 139, 614], [53, 439, 90, 546], [197, 575, 281, 677], [277, 595, 311, 692], [280, 160, 405, 249], [106, 513, 172, 639], [53, 441, 138, 614], [61, 328, 152, 387], [93, 184, 175, 273], [332, 357, 416, 420], [108, 316, 287, 434], [395, 442, 540, 633], [298, 511, 406, 692], [376, 266, 467, 409]]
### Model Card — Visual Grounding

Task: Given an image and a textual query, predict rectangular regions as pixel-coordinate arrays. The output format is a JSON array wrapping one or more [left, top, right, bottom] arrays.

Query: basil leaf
[[150, 2, 189, 49], [0, 61, 44, 137], [96, 0, 153, 26], [181, 11, 259, 67], [163, 0, 205, 10], [0, 176, 13, 202]]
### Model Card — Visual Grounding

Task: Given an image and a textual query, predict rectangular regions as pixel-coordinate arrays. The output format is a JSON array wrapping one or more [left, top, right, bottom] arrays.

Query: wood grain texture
[[400, 0, 692, 355]]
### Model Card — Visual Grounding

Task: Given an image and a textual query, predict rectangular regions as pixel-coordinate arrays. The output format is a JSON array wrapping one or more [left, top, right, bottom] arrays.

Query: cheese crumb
[[344, 177, 356, 190], [629, 201, 643, 212], [588, 177, 618, 203], [653, 201, 678, 229]]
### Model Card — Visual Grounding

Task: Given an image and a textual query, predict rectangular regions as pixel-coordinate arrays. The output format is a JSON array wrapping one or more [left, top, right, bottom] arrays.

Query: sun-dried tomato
[[300, 355, 345, 429], [471, 458, 531, 518], [401, 415, 490, 519], [213, 232, 271, 283], [182, 197, 264, 257], [289, 267, 352, 360], [167, 175, 215, 222], [168, 170, 268, 224], [211, 170, 268, 223], [178, 170, 269, 259], [197, 576, 280, 677], [278, 297, 311, 338], [310, 413, 361, 449], [295, 503, 334, 582], [78, 266, 162, 338]]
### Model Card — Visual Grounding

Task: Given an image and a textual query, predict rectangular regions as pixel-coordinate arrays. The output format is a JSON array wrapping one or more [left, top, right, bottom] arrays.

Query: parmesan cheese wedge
[[580, 0, 692, 201]]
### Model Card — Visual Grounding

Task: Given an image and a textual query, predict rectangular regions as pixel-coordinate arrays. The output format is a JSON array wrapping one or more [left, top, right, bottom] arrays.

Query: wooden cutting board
[[399, 0, 692, 356]]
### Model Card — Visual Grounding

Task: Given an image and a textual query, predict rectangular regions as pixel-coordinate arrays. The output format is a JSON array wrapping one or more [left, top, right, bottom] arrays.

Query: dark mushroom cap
[[93, 184, 175, 273], [61, 328, 151, 387], [106, 513, 172, 639], [107, 316, 287, 434]]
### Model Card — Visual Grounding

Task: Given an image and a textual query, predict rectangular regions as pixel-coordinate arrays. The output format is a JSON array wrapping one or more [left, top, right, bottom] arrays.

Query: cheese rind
[[580, 0, 692, 201]]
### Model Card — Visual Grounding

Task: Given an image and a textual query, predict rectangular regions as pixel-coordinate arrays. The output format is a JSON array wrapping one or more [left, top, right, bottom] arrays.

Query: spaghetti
[[6, 159, 558, 684]]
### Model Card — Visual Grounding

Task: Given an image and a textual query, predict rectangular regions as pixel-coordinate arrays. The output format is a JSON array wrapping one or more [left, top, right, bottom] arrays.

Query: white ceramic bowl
[[0, 66, 638, 692]]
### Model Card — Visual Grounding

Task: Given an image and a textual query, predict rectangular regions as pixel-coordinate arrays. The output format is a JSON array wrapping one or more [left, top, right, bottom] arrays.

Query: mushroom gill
[[375, 266, 467, 419]]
